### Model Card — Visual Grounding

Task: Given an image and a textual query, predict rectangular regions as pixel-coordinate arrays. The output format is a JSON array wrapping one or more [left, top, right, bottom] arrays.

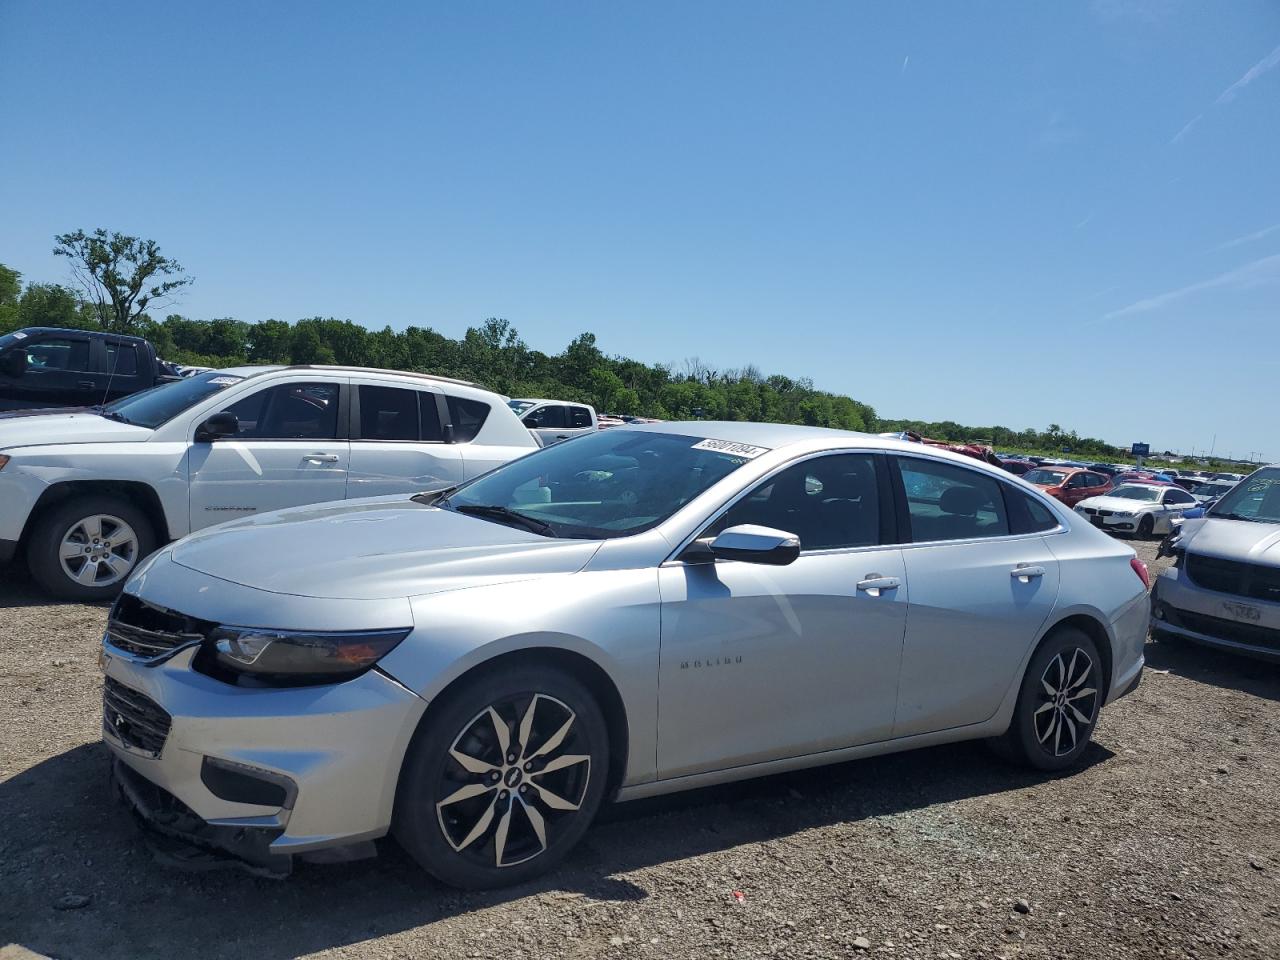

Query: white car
[[506, 399, 598, 446], [1074, 483, 1199, 539], [0, 365, 537, 599]]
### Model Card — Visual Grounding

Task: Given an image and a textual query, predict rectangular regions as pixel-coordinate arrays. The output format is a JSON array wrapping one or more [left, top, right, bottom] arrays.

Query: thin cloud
[[1169, 113, 1202, 145], [1215, 43, 1280, 104], [901, 55, 909, 75], [1103, 253, 1280, 319], [1213, 222, 1280, 252], [1075, 211, 1096, 230], [1171, 43, 1280, 144]]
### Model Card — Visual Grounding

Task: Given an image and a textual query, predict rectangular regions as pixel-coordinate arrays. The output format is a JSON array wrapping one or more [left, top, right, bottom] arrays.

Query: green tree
[[53, 228, 193, 332], [0, 263, 19, 331], [18, 284, 86, 329]]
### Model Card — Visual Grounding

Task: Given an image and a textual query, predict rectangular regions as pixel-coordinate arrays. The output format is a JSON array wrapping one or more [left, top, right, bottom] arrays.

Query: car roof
[[213, 364, 484, 389], [9, 325, 149, 343]]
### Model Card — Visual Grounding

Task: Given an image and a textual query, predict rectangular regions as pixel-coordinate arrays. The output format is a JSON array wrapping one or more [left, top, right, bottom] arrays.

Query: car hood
[[1182, 516, 1280, 565], [1077, 496, 1156, 512], [0, 409, 153, 449], [170, 497, 604, 600]]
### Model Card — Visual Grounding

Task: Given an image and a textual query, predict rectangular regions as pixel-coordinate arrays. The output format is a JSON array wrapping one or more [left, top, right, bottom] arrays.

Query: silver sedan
[[101, 423, 1149, 888]]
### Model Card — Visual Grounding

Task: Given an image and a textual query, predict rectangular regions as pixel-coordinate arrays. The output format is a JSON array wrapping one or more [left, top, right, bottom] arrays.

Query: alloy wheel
[[435, 693, 591, 869], [1033, 648, 1098, 757], [58, 514, 139, 588]]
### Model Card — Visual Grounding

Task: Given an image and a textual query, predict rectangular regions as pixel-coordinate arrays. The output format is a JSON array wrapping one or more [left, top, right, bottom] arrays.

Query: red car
[[1022, 466, 1113, 507]]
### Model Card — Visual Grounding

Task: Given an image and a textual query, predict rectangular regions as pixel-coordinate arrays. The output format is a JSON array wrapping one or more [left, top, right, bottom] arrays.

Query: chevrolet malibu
[[101, 423, 1149, 888]]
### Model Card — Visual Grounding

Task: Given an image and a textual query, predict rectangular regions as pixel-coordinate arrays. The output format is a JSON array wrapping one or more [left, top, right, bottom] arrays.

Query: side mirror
[[195, 411, 239, 443], [683, 524, 801, 566], [1, 350, 27, 378]]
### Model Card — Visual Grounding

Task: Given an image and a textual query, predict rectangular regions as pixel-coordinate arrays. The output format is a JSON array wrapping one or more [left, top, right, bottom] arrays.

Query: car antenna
[[99, 339, 120, 409]]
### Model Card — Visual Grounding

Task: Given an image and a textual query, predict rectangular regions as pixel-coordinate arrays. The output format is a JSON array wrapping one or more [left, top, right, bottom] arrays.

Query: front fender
[[379, 569, 662, 787]]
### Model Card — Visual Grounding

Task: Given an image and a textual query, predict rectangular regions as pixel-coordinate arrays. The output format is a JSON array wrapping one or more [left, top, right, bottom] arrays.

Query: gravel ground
[[2, 540, 1279, 960]]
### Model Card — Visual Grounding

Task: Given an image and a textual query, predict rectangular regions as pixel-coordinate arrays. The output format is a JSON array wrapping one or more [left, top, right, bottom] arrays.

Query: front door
[[889, 455, 1061, 737], [0, 333, 97, 409], [188, 379, 349, 531], [657, 453, 908, 780]]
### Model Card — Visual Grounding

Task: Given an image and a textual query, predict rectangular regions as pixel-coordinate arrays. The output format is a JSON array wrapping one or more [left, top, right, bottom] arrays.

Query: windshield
[[0, 330, 34, 353], [102, 372, 245, 429], [1209, 468, 1280, 524], [443, 429, 765, 539], [1108, 485, 1160, 502], [1024, 469, 1068, 486], [506, 400, 537, 414]]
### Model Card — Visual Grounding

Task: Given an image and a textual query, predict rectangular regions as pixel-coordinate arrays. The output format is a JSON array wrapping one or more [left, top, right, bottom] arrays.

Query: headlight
[[207, 626, 411, 685]]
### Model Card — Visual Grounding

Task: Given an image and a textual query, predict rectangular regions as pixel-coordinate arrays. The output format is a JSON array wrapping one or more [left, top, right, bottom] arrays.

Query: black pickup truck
[[0, 327, 181, 411]]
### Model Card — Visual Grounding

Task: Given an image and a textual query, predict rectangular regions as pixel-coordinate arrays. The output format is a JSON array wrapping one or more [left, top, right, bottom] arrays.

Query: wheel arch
[[395, 644, 632, 805], [1036, 611, 1115, 703], [21, 479, 172, 548]]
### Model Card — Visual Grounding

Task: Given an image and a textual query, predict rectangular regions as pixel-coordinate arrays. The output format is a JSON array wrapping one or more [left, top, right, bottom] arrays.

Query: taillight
[[1130, 556, 1151, 590]]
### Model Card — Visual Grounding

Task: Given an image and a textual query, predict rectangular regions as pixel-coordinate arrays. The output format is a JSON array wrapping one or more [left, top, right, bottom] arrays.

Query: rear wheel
[[989, 627, 1103, 771], [27, 495, 156, 601], [393, 663, 609, 889]]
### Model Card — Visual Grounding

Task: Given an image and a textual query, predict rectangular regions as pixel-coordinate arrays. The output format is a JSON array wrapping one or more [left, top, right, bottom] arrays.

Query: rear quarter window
[[447, 395, 490, 442]]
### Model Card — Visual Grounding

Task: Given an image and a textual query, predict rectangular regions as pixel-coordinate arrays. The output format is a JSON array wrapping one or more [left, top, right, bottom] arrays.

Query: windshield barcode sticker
[[209, 376, 243, 385], [11, 331, 27, 340], [691, 438, 770, 459]]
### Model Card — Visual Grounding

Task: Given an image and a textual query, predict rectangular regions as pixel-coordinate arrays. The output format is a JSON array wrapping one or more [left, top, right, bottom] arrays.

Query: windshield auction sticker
[[691, 438, 770, 459], [209, 376, 243, 385]]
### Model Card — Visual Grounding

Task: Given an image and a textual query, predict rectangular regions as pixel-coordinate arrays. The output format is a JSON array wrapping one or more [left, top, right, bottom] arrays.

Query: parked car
[[1151, 466, 1280, 661], [507, 399, 598, 446], [0, 326, 181, 411], [999, 458, 1037, 476], [1188, 479, 1237, 505], [1088, 463, 1121, 478], [1022, 466, 1112, 508], [1073, 483, 1199, 539], [1112, 471, 1175, 487], [99, 423, 1149, 888], [0, 365, 538, 599]]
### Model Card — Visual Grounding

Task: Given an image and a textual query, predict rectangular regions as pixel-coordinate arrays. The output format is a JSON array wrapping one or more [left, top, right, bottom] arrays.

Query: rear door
[[101, 339, 148, 400], [890, 455, 1061, 737], [187, 378, 350, 530], [346, 381, 465, 498]]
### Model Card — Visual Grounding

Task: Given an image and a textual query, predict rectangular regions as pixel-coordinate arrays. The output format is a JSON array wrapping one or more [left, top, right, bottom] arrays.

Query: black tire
[[988, 626, 1104, 771], [27, 495, 157, 602], [393, 662, 610, 889], [1137, 515, 1155, 540]]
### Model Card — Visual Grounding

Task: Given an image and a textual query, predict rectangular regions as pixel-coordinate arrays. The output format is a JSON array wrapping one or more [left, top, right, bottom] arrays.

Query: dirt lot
[[2, 540, 1278, 960]]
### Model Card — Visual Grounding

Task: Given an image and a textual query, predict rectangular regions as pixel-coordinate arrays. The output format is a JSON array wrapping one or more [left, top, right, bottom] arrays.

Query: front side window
[[447, 395, 490, 442], [444, 429, 758, 538], [224, 381, 340, 440], [897, 457, 1010, 542], [711, 453, 882, 551], [1210, 468, 1280, 523], [27, 337, 89, 372], [1164, 490, 1194, 505]]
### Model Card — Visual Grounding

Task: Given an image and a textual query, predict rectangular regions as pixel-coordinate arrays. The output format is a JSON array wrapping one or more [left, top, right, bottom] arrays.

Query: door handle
[[303, 453, 340, 463], [77, 380, 95, 389], [555, 434, 569, 440], [856, 574, 900, 597], [1011, 564, 1046, 582]]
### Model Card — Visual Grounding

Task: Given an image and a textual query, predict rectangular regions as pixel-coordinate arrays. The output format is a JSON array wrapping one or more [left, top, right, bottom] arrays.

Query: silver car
[[100, 423, 1149, 888], [1152, 465, 1280, 661]]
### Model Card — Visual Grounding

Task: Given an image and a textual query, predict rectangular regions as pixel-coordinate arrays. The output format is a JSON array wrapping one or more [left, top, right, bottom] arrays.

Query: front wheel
[[27, 495, 156, 601], [393, 663, 609, 889], [989, 627, 1103, 771], [1137, 515, 1155, 540]]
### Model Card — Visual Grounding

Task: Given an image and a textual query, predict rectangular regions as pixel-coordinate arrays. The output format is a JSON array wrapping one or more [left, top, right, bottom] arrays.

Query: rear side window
[[896, 457, 1010, 542], [447, 395, 490, 442], [523, 404, 566, 429], [569, 405, 593, 428], [359, 385, 418, 441], [105, 342, 139, 376], [1005, 487, 1060, 534]]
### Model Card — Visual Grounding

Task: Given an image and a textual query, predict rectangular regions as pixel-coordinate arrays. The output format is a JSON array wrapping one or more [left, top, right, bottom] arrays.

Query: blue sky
[[1, 1, 1277, 460]]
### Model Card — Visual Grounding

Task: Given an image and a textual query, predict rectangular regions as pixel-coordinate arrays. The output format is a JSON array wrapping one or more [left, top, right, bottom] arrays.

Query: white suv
[[0, 365, 537, 599]]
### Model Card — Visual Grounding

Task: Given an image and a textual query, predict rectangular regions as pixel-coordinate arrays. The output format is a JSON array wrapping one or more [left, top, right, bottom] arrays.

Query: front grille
[[106, 594, 214, 659], [1164, 608, 1280, 653], [103, 677, 172, 757], [1186, 554, 1280, 603]]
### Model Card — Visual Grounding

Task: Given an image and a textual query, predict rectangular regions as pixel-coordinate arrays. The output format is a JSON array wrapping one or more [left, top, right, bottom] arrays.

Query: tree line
[[2, 229, 1131, 453]]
